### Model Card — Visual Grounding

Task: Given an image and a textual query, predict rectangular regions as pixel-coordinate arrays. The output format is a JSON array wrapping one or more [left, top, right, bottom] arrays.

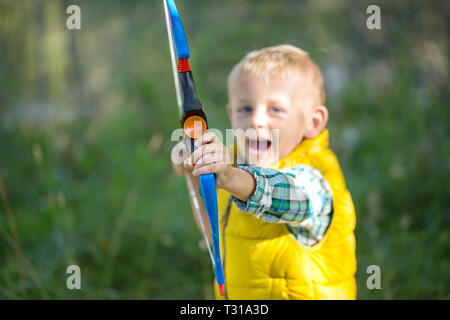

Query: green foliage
[[0, 0, 448, 299]]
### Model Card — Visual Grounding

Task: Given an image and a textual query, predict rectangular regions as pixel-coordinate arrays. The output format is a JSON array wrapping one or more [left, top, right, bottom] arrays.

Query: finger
[[190, 143, 220, 166], [175, 141, 190, 158], [194, 151, 223, 168], [171, 142, 186, 165], [192, 163, 222, 176], [194, 131, 217, 148], [183, 155, 195, 170]]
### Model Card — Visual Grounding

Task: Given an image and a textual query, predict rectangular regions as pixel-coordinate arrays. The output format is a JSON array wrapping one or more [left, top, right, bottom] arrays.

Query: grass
[[0, 0, 448, 299]]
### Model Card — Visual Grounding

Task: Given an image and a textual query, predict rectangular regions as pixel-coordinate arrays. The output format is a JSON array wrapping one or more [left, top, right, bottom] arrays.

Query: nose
[[251, 106, 269, 129]]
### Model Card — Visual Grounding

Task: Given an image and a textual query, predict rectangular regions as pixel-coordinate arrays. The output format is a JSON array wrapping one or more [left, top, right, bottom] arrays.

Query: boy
[[172, 44, 356, 299]]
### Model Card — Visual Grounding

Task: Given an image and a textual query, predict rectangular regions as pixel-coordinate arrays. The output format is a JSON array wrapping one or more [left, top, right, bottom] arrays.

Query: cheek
[[231, 114, 249, 129], [279, 126, 301, 145], [277, 115, 306, 147], [230, 117, 242, 130]]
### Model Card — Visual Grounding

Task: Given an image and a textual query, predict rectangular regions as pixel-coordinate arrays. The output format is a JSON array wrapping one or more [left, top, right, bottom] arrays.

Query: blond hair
[[227, 44, 326, 106]]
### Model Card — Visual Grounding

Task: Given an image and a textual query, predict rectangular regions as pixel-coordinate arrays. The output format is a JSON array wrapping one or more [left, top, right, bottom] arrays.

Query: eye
[[269, 106, 283, 114], [239, 106, 253, 113]]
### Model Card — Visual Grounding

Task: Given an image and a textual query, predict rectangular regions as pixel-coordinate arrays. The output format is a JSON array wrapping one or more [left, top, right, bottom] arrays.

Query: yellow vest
[[214, 129, 357, 300]]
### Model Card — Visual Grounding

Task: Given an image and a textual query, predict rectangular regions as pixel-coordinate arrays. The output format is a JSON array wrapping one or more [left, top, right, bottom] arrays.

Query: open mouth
[[247, 138, 272, 156]]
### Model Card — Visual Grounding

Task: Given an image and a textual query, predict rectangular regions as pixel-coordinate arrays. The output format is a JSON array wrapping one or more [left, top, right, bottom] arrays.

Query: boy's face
[[227, 73, 313, 167]]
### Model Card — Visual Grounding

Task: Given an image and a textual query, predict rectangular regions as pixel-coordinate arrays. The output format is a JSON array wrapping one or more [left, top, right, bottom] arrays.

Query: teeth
[[248, 139, 270, 143]]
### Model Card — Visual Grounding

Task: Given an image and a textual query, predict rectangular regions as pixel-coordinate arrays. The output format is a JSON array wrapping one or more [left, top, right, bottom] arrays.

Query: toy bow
[[163, 0, 225, 296]]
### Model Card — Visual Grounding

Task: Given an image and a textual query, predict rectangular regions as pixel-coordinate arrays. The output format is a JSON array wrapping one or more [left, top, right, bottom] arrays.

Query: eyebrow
[[235, 99, 252, 104], [234, 97, 289, 106], [267, 100, 285, 105], [266, 98, 289, 107]]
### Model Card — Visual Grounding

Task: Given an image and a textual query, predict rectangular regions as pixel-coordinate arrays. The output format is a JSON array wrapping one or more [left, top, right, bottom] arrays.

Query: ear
[[226, 104, 232, 119], [304, 105, 328, 139]]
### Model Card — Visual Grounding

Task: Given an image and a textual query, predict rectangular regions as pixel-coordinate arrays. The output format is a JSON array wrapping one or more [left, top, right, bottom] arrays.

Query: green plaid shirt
[[232, 165, 333, 246]]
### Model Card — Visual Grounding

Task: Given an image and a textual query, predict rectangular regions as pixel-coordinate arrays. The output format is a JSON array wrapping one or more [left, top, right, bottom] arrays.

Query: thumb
[[171, 141, 187, 166]]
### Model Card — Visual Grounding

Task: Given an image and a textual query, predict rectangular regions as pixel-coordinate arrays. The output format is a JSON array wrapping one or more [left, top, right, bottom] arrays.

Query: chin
[[255, 159, 277, 167], [247, 151, 278, 167]]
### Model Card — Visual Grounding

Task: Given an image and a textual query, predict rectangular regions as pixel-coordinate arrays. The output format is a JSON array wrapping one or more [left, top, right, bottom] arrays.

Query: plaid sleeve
[[231, 165, 333, 225]]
